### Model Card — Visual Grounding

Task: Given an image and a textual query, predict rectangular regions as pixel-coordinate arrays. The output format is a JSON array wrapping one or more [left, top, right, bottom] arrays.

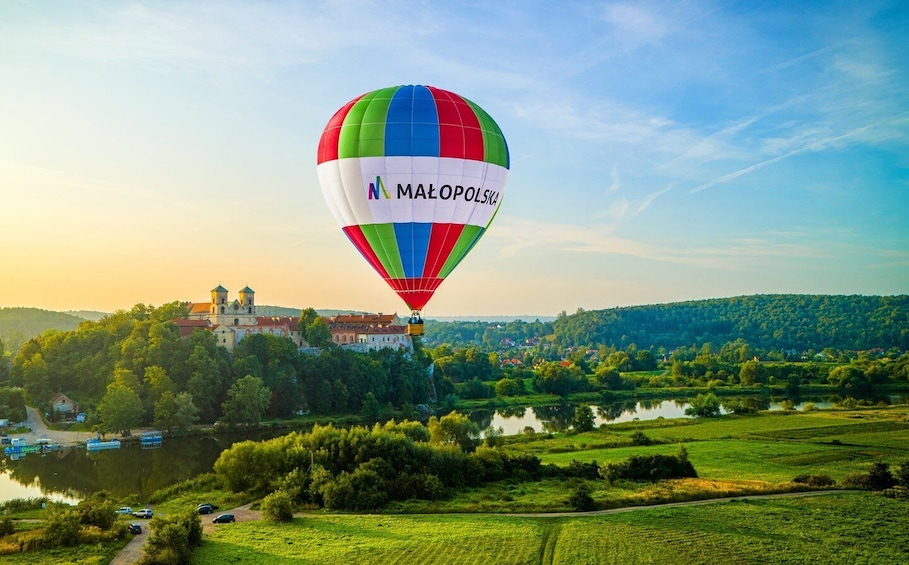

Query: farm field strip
[[192, 493, 909, 565]]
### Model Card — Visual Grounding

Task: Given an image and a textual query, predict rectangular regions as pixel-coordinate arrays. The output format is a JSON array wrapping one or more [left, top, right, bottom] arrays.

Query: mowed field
[[532, 407, 909, 483], [192, 493, 909, 564]]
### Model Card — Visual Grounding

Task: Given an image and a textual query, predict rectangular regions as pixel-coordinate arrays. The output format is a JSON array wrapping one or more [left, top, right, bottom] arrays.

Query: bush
[[793, 474, 835, 487], [867, 461, 897, 490], [261, 490, 294, 522], [564, 459, 601, 480], [321, 468, 388, 511], [571, 404, 596, 432], [140, 511, 202, 565], [42, 508, 81, 548], [568, 482, 596, 511], [685, 393, 721, 418], [0, 517, 14, 537], [601, 454, 698, 483], [630, 431, 653, 446], [462, 378, 494, 399], [842, 473, 871, 490], [896, 460, 909, 488]]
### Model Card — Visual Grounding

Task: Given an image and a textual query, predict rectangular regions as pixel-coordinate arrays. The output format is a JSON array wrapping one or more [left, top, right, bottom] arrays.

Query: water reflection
[[0, 430, 286, 504], [480, 394, 907, 436]]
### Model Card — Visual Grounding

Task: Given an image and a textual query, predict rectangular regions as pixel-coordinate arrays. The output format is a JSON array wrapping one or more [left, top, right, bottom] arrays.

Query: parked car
[[115, 507, 133, 515], [128, 523, 142, 534], [196, 504, 214, 515], [212, 514, 236, 524], [133, 509, 153, 519]]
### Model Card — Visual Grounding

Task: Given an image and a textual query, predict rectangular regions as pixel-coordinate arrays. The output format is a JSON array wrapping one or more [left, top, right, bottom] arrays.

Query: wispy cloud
[[689, 117, 905, 194], [490, 216, 835, 270]]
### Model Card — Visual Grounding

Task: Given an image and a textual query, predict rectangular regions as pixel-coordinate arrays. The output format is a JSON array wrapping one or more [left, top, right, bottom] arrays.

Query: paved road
[[109, 522, 150, 565], [20, 406, 95, 445]]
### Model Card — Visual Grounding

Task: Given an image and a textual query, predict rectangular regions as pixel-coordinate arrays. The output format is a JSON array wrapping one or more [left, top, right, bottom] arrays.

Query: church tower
[[211, 285, 229, 314], [239, 286, 256, 315]]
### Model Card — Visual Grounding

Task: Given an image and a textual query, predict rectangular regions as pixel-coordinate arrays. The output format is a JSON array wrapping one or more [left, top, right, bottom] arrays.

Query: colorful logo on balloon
[[367, 176, 390, 200]]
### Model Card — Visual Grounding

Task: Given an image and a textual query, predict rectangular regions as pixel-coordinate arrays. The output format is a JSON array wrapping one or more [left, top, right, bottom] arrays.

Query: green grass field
[[520, 408, 909, 484], [192, 493, 909, 564], [193, 514, 544, 564]]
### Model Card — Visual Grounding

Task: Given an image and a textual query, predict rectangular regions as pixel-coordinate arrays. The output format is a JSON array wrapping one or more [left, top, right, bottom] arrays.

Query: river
[[2, 393, 905, 504]]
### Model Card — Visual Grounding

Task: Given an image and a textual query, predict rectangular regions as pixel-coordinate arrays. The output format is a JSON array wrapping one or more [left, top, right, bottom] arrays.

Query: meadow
[[192, 492, 909, 565], [388, 406, 909, 513]]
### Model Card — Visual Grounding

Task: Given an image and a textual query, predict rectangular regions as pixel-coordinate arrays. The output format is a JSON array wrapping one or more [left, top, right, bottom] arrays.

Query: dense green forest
[[424, 295, 908, 352], [5, 303, 432, 432]]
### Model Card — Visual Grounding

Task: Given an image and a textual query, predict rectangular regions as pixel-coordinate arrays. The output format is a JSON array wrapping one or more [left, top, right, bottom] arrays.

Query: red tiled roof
[[173, 319, 213, 337], [330, 324, 405, 335], [187, 303, 211, 314], [332, 313, 396, 325], [255, 316, 299, 327]]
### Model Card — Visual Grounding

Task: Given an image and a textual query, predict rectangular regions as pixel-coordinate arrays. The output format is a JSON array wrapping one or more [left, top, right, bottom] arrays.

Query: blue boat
[[141, 431, 163, 448], [85, 438, 121, 451]]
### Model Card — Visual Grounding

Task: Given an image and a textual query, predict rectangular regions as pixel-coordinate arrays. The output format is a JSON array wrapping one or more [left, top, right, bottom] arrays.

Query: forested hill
[[0, 307, 87, 354], [553, 295, 909, 352]]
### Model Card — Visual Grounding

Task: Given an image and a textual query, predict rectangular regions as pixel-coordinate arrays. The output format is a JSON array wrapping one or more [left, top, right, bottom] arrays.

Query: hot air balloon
[[316, 85, 510, 336]]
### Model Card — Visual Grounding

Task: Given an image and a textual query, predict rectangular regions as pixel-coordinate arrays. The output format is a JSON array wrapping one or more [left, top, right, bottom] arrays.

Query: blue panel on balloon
[[386, 86, 439, 157], [394, 222, 432, 278]]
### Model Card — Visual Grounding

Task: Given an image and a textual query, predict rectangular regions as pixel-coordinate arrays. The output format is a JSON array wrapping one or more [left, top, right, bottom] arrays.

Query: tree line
[[421, 295, 908, 353], [5, 302, 432, 434]]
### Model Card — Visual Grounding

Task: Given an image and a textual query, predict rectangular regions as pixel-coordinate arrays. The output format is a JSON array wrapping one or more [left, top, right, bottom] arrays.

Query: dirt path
[[506, 489, 847, 518], [110, 491, 846, 564]]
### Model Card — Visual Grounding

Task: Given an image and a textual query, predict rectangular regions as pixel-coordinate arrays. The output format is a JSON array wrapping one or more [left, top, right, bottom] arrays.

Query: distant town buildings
[[174, 286, 412, 353], [327, 313, 412, 352]]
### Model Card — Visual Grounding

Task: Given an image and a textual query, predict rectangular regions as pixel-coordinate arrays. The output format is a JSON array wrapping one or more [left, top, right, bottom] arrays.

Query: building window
[[234, 318, 239, 326], [220, 306, 225, 313]]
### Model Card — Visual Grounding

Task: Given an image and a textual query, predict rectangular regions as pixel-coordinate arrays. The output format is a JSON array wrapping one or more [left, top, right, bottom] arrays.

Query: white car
[[133, 509, 153, 519], [115, 507, 133, 515]]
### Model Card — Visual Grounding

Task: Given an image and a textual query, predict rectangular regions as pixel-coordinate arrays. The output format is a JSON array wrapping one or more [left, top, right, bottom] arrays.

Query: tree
[[360, 391, 381, 421], [144, 365, 175, 405], [304, 318, 333, 348], [535, 362, 588, 396], [739, 361, 764, 385], [572, 404, 596, 432], [428, 411, 480, 452], [221, 375, 271, 425], [685, 393, 721, 418], [98, 381, 144, 436], [495, 377, 525, 396], [154, 391, 200, 433], [261, 490, 294, 522]]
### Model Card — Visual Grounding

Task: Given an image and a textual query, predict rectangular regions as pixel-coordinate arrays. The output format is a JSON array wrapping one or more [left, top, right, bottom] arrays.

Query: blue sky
[[1, 1, 907, 317]]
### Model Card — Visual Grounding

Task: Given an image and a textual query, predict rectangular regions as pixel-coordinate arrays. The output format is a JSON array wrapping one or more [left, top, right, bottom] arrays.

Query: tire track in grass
[[538, 520, 562, 565]]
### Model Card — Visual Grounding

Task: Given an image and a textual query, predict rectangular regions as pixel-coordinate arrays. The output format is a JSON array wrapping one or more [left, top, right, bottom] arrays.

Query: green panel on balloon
[[337, 94, 372, 159], [438, 225, 484, 278], [359, 223, 405, 279], [358, 88, 396, 157], [466, 100, 508, 169]]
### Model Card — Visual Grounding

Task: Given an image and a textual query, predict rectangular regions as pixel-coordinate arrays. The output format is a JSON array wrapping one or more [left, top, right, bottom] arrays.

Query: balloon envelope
[[317, 85, 510, 311]]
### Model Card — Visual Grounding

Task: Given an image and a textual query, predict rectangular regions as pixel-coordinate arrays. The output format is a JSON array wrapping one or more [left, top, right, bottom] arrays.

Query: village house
[[50, 392, 78, 418]]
